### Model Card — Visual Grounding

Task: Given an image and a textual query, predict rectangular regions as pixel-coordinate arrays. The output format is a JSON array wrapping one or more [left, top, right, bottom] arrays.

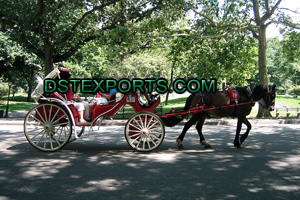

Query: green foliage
[[282, 31, 300, 63], [1, 0, 300, 98], [65, 41, 172, 80], [0, 81, 8, 97], [174, 32, 257, 86], [267, 37, 300, 93], [175, 0, 257, 86], [118, 49, 171, 79], [290, 86, 300, 95], [0, 32, 42, 101], [0, 0, 187, 74]]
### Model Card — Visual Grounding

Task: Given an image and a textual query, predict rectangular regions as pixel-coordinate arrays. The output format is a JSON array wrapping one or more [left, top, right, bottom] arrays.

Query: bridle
[[258, 86, 276, 111]]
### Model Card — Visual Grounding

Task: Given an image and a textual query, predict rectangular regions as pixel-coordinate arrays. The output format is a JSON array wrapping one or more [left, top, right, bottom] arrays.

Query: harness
[[195, 87, 253, 118], [162, 85, 276, 120], [196, 88, 241, 107], [227, 88, 240, 105], [227, 88, 240, 117], [259, 86, 275, 109]]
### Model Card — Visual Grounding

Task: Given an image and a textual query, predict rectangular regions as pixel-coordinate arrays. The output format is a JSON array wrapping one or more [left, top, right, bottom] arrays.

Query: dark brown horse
[[176, 85, 276, 149]]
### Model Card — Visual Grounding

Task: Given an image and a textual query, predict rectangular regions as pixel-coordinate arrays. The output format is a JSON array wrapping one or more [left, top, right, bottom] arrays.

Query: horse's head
[[258, 85, 276, 111]]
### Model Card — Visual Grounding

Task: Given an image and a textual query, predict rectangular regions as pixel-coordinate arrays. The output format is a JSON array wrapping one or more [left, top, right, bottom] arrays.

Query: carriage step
[[76, 122, 92, 125]]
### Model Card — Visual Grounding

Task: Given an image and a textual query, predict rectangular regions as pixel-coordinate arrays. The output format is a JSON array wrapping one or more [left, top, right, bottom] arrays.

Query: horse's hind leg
[[240, 117, 251, 144], [176, 115, 199, 149], [234, 117, 243, 148]]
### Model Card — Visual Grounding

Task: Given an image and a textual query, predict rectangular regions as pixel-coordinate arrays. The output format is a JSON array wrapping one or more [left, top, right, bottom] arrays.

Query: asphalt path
[[0, 124, 300, 200]]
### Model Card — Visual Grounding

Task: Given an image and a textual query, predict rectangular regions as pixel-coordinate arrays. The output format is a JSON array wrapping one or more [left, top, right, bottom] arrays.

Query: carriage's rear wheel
[[24, 103, 72, 152], [125, 112, 165, 152]]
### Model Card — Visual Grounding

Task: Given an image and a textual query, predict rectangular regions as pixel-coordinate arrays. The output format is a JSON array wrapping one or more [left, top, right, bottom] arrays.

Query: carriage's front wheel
[[24, 103, 72, 152], [125, 112, 165, 152]]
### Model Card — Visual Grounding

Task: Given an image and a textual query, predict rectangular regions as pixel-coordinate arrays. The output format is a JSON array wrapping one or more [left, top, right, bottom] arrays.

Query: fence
[[275, 107, 300, 118]]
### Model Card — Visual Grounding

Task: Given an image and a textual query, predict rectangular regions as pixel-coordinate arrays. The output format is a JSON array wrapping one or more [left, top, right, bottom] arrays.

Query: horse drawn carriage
[[24, 68, 167, 152], [24, 68, 276, 152]]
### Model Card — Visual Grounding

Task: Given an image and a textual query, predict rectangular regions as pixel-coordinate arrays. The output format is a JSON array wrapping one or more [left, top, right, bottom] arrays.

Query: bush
[[290, 86, 300, 95], [0, 82, 9, 97]]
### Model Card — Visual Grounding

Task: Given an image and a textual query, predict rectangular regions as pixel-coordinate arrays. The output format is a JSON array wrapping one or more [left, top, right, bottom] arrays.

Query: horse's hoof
[[176, 138, 183, 149], [200, 140, 212, 148], [234, 143, 242, 148], [233, 142, 242, 149]]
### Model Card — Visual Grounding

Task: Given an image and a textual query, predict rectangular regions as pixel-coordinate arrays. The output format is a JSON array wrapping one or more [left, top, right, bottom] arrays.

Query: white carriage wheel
[[24, 103, 72, 152], [125, 112, 165, 152]]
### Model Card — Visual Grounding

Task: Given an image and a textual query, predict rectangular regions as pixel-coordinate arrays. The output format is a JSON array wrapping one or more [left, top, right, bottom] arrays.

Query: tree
[[281, 31, 300, 63], [0, 0, 185, 75], [249, 0, 300, 117], [0, 32, 42, 101], [173, 1, 257, 84], [173, 0, 300, 117], [281, 31, 300, 87], [267, 38, 296, 94]]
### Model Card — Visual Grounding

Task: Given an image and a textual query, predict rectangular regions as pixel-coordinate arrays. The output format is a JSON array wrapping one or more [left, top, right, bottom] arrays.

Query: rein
[[160, 101, 254, 118], [161, 85, 276, 119]]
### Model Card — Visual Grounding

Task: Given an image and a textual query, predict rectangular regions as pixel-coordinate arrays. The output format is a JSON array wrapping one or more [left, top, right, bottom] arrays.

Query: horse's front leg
[[240, 117, 252, 144], [234, 117, 243, 148]]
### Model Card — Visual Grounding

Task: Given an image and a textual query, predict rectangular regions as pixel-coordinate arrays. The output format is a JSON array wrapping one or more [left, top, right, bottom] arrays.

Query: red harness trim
[[160, 101, 254, 118], [227, 88, 240, 104]]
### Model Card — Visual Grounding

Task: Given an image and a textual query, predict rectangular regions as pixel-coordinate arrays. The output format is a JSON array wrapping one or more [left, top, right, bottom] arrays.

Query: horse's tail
[[161, 94, 195, 127], [181, 93, 196, 119], [184, 93, 195, 111]]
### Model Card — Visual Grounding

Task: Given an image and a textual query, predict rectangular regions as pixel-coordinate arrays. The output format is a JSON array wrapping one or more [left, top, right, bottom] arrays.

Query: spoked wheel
[[125, 112, 165, 152], [24, 103, 72, 152]]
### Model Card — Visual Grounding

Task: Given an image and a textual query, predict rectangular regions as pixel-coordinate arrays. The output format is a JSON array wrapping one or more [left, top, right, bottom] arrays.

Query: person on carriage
[[52, 82, 91, 122], [96, 88, 117, 104], [140, 83, 159, 107]]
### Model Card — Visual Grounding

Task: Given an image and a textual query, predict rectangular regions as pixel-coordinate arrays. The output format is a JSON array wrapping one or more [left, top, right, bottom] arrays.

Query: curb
[[0, 118, 299, 126]]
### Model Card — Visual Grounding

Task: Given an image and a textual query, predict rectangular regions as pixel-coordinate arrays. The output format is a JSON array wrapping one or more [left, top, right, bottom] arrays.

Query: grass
[[161, 97, 187, 113], [0, 93, 35, 113], [275, 95, 300, 107]]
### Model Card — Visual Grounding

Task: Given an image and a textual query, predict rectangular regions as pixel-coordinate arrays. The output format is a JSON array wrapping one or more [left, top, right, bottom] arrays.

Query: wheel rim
[[125, 112, 165, 151], [24, 103, 72, 151]]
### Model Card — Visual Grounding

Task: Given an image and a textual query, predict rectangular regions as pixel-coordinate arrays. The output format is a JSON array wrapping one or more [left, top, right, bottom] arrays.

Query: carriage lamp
[[4, 82, 12, 118]]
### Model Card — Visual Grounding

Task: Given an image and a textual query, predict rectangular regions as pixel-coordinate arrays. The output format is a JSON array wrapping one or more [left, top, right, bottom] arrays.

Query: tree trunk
[[26, 68, 35, 102], [165, 60, 176, 105], [27, 80, 33, 102], [44, 38, 54, 75], [256, 25, 272, 118]]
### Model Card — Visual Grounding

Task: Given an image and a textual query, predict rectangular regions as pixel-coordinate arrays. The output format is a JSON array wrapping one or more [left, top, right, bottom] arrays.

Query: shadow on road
[[1, 124, 300, 199]]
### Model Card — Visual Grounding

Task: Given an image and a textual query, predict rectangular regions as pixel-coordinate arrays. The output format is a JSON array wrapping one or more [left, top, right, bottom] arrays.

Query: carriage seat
[[94, 93, 116, 105]]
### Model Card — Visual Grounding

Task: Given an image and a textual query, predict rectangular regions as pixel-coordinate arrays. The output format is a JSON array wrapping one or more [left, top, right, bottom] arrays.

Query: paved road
[[0, 124, 300, 200]]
